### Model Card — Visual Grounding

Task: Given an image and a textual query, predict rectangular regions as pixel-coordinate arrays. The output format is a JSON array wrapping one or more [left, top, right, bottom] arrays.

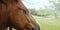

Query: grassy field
[[33, 16, 60, 30], [12, 16, 60, 30]]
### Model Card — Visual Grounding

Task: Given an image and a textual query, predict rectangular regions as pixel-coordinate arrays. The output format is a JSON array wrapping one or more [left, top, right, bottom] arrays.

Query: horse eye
[[0, 0, 5, 4], [23, 10, 29, 15], [17, 7, 29, 15], [0, 0, 7, 4], [15, 0, 18, 2]]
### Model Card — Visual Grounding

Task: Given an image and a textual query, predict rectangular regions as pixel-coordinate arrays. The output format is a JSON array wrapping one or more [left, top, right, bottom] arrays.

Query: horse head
[[0, 0, 40, 30]]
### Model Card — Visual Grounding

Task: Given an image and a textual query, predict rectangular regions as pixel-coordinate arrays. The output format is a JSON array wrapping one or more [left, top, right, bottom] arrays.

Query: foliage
[[29, 8, 54, 16], [29, 8, 38, 15], [37, 8, 53, 16], [48, 0, 60, 18]]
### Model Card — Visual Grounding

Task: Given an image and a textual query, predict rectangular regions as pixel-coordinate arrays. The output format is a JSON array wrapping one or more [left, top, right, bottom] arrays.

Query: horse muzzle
[[32, 23, 40, 30]]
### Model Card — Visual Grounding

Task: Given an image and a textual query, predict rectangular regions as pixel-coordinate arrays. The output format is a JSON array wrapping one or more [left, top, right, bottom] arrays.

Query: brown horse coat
[[0, 0, 40, 30]]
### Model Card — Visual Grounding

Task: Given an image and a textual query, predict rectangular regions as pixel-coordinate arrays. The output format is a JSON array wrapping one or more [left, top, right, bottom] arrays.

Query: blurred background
[[22, 0, 60, 30]]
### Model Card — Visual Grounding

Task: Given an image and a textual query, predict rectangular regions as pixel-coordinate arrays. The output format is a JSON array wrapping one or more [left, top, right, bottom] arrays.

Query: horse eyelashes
[[17, 7, 29, 15], [0, 0, 5, 4], [15, 0, 18, 3], [0, 0, 6, 4], [23, 10, 29, 15]]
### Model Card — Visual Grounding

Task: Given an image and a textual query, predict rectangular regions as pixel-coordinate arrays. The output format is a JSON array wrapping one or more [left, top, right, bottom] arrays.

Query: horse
[[0, 0, 40, 30]]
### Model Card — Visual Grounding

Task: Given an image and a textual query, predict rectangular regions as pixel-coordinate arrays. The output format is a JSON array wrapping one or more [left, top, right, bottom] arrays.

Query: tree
[[29, 8, 37, 15], [48, 0, 60, 18]]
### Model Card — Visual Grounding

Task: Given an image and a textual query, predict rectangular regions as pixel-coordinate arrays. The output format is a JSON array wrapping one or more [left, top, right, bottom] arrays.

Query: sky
[[22, 0, 49, 9]]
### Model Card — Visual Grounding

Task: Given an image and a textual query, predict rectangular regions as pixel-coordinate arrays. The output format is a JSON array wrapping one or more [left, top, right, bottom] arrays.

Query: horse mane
[[0, 0, 18, 4]]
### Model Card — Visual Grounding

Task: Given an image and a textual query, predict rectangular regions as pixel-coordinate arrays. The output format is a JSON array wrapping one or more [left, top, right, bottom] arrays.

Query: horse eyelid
[[15, 0, 18, 3], [23, 10, 29, 15], [0, 0, 6, 4], [17, 7, 29, 15]]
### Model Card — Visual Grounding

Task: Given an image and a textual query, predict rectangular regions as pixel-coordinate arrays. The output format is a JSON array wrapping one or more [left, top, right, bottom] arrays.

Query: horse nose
[[32, 24, 40, 30]]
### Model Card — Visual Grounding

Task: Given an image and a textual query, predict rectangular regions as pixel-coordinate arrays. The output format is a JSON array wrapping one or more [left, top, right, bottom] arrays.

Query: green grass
[[33, 16, 60, 30]]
